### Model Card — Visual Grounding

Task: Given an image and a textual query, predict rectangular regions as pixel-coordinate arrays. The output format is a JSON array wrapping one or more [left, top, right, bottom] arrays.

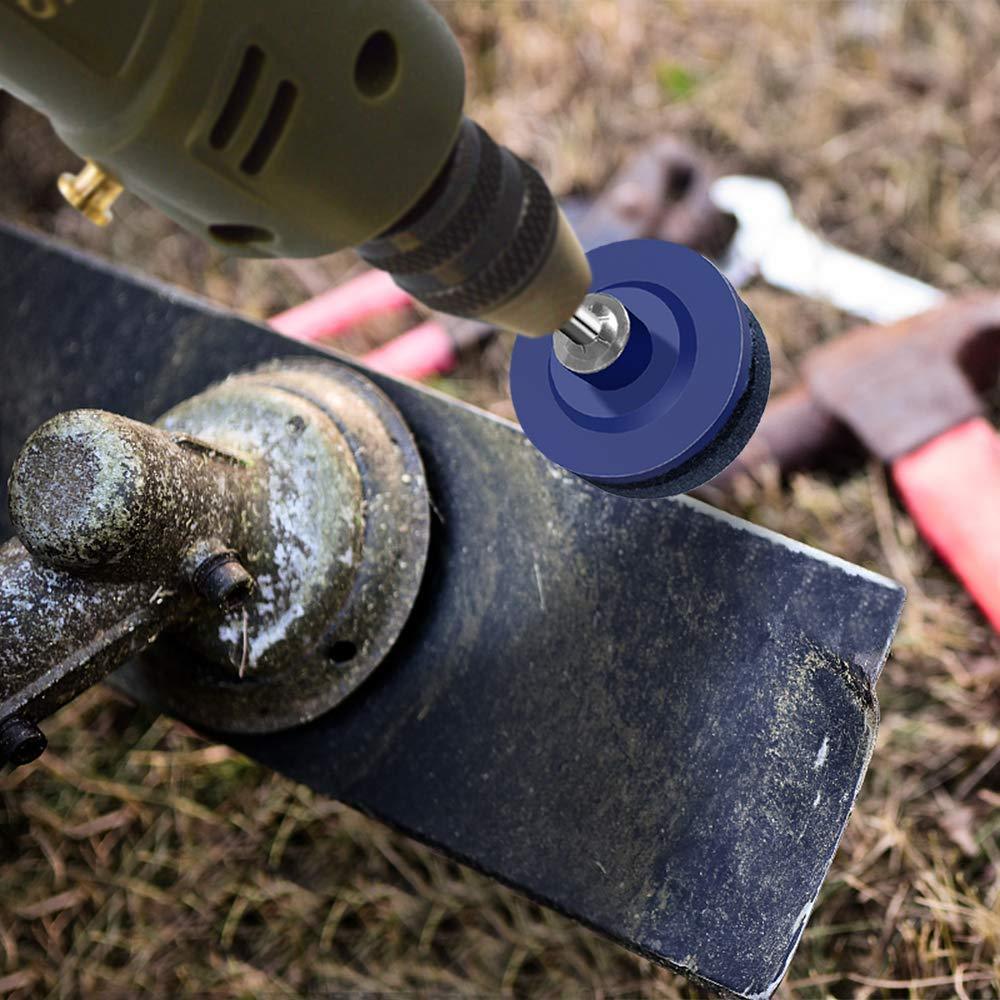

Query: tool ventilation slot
[[241, 80, 298, 176], [210, 45, 265, 150], [208, 223, 274, 246]]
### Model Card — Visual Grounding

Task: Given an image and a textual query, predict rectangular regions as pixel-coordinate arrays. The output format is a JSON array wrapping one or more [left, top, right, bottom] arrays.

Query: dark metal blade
[[0, 224, 903, 998]]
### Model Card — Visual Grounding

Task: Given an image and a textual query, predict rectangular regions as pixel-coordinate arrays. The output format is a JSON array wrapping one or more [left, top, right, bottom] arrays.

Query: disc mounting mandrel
[[510, 238, 771, 498]]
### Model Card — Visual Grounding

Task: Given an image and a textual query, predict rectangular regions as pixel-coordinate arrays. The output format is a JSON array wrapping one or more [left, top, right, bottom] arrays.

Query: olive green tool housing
[[0, 0, 590, 334]]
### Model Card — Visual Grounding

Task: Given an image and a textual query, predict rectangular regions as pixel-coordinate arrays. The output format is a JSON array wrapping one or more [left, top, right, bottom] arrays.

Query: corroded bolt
[[0, 716, 47, 767], [191, 548, 255, 610], [0, 407, 270, 766]]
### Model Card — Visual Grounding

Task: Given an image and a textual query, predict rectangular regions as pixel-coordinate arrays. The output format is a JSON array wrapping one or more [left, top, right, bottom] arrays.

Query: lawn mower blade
[[0, 224, 904, 998]]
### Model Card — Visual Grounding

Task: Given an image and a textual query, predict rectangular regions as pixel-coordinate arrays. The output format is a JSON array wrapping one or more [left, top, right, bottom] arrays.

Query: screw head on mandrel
[[0, 716, 47, 768], [555, 293, 632, 375]]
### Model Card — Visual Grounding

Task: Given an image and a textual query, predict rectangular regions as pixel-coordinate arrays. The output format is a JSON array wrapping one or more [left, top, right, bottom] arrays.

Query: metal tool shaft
[[553, 292, 632, 375], [559, 303, 605, 346]]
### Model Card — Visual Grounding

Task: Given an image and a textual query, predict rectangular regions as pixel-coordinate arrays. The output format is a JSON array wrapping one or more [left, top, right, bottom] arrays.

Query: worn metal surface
[[713, 293, 1000, 488], [1, 364, 429, 736], [804, 294, 1000, 462], [0, 535, 196, 732], [0, 407, 262, 735], [9, 409, 261, 577], [0, 223, 904, 998], [117, 362, 430, 734]]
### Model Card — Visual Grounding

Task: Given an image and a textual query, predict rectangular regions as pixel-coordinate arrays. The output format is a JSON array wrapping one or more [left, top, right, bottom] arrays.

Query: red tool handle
[[270, 269, 411, 341], [361, 320, 456, 379], [892, 417, 1000, 631]]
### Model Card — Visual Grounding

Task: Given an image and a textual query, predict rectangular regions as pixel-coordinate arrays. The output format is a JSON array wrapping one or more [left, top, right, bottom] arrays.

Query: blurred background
[[1, 0, 999, 995]]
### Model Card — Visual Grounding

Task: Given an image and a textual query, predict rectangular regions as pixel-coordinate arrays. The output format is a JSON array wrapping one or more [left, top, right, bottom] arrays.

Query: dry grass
[[2, 0, 1000, 996]]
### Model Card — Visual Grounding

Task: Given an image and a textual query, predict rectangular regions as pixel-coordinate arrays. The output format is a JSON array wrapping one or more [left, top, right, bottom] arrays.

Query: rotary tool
[[0, 0, 769, 496]]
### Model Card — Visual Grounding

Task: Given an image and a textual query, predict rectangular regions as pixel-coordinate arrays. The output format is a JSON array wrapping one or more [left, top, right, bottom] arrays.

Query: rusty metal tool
[[0, 222, 904, 998], [571, 137, 738, 258], [713, 295, 1000, 630], [0, 366, 430, 739], [701, 170, 1000, 629]]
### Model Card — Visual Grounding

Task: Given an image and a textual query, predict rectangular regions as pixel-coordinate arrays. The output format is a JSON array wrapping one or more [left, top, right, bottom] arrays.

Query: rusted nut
[[191, 549, 255, 610], [0, 716, 46, 767]]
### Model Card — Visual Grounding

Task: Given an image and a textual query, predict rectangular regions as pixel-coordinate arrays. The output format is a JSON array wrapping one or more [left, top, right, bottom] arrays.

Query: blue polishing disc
[[509, 239, 769, 497]]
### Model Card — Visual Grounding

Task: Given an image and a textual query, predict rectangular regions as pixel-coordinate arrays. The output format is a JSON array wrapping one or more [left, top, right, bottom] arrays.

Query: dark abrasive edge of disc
[[584, 305, 771, 499]]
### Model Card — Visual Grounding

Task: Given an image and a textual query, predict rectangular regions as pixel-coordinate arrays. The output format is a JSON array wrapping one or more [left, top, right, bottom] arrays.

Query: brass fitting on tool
[[57, 160, 123, 226]]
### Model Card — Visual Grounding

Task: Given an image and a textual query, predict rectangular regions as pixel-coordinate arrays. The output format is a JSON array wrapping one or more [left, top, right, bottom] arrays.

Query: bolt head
[[193, 551, 255, 611], [0, 717, 47, 768]]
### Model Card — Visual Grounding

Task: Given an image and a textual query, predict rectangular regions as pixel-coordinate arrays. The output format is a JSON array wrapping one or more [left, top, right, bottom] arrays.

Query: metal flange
[[112, 360, 430, 734]]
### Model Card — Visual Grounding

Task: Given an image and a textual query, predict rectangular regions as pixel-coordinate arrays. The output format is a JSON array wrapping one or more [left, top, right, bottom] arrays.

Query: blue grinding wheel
[[509, 239, 771, 498]]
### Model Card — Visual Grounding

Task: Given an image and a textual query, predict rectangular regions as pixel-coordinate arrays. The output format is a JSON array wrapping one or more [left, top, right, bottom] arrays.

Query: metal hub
[[0, 225, 907, 998], [554, 292, 632, 375], [114, 360, 431, 734]]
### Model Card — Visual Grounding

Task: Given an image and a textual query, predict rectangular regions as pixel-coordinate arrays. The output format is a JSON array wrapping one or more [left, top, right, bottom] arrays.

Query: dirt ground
[[1, 1, 1000, 996]]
